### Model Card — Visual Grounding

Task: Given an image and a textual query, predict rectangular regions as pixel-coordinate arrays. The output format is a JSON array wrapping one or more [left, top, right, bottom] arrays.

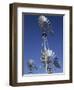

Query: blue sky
[[22, 13, 63, 75]]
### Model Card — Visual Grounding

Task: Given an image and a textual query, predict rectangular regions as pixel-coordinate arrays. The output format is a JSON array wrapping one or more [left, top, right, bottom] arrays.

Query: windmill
[[27, 15, 61, 74], [38, 15, 60, 73]]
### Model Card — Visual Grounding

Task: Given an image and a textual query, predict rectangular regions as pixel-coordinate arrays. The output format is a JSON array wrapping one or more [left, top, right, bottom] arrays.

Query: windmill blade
[[49, 29, 54, 35], [53, 60, 61, 68], [48, 24, 54, 35]]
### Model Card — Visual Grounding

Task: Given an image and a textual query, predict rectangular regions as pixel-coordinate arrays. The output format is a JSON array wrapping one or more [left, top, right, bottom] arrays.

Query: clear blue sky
[[22, 13, 63, 75]]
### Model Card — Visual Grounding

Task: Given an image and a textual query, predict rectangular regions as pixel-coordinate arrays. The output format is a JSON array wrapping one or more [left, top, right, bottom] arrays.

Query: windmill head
[[38, 15, 54, 34]]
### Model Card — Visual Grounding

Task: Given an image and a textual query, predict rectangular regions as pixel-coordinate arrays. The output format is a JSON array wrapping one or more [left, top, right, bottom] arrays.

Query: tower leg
[[45, 61, 48, 73]]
